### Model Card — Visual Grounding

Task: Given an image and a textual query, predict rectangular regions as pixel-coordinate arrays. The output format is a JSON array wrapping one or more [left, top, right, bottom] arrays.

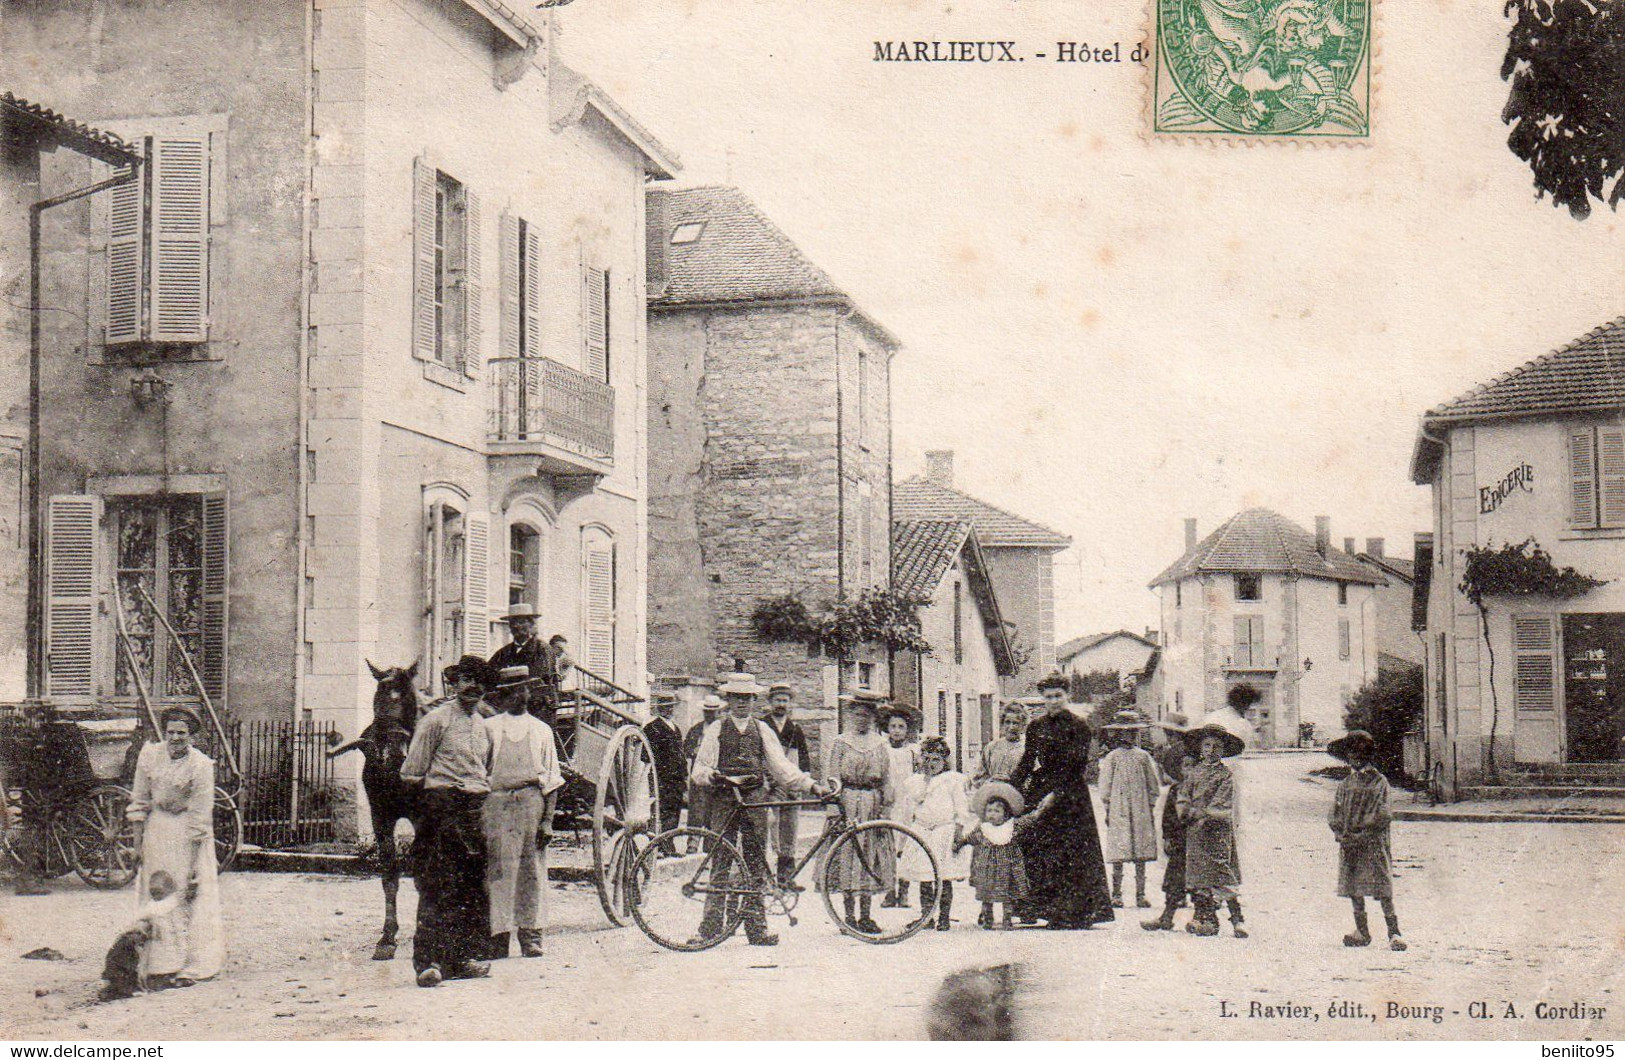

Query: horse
[[328, 660, 422, 960]]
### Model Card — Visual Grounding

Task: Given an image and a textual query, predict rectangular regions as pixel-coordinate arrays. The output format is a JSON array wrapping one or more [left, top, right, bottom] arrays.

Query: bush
[[1342, 666, 1424, 784]]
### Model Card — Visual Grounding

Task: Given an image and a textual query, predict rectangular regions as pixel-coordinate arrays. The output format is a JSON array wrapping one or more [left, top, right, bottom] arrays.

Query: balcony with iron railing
[[487, 357, 615, 475]]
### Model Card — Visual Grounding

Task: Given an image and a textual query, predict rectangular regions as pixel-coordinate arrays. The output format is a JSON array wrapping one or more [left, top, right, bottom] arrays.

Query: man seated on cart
[[689, 673, 832, 947]]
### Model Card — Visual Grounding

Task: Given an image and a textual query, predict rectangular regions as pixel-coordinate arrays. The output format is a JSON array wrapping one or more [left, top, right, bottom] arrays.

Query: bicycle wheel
[[627, 827, 748, 952], [819, 820, 939, 944], [62, 784, 139, 890]]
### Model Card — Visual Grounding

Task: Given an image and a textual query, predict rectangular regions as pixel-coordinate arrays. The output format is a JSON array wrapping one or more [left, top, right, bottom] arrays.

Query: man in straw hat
[[1177, 722, 1248, 938], [690, 674, 832, 945], [1143, 713, 1194, 931], [401, 655, 496, 986], [1326, 729, 1406, 951], [488, 603, 560, 726], [480, 665, 563, 961], [1099, 709, 1160, 909], [643, 688, 686, 840]]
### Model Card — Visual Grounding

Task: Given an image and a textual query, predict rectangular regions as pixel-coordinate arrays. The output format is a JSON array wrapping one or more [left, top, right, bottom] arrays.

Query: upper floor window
[[500, 214, 543, 360], [1338, 617, 1352, 660], [1232, 614, 1265, 667], [1235, 573, 1262, 601], [1338, 582, 1348, 606], [413, 159, 482, 379], [952, 579, 964, 665], [1175, 582, 1183, 608], [1568, 425, 1625, 530]]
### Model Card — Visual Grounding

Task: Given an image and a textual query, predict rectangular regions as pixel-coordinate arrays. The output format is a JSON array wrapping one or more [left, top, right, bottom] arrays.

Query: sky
[[558, 0, 1625, 642]]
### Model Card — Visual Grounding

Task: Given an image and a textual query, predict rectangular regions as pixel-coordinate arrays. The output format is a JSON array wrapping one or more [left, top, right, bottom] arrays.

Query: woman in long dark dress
[[1009, 675, 1114, 929]]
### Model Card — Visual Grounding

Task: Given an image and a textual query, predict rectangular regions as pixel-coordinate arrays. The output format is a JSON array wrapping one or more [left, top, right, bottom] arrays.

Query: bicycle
[[627, 775, 941, 951]]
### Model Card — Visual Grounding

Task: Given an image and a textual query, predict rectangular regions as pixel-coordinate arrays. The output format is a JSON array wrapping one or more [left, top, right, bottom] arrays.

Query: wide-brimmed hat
[[497, 603, 540, 622], [1154, 712, 1191, 732], [718, 672, 767, 696], [1105, 709, 1149, 731], [158, 705, 203, 734], [700, 694, 724, 713], [490, 664, 535, 691], [443, 655, 491, 686], [878, 702, 918, 728], [838, 688, 888, 711], [1183, 723, 1245, 758], [970, 781, 1026, 817], [1326, 729, 1376, 762]]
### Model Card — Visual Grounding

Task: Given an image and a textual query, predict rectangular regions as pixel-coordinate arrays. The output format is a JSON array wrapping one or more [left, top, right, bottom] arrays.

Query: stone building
[[893, 450, 1072, 692], [646, 185, 898, 755], [4, 1, 676, 830], [1151, 509, 1383, 747], [889, 519, 1015, 774], [1412, 317, 1625, 796]]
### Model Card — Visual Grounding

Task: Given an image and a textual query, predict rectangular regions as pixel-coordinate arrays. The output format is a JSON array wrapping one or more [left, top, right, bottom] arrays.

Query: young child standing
[[101, 869, 183, 1000], [1327, 730, 1406, 951], [1178, 723, 1246, 938], [880, 705, 919, 909], [1142, 714, 1193, 931], [898, 736, 972, 930], [955, 781, 1033, 930], [1099, 710, 1161, 909]]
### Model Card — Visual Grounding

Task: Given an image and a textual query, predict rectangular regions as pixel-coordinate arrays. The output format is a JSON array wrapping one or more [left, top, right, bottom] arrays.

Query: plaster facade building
[[1412, 317, 1625, 796], [889, 518, 1015, 775], [645, 185, 898, 756], [1351, 538, 1424, 670], [3, 2, 675, 830], [1056, 630, 1160, 686], [893, 451, 1071, 692], [1151, 509, 1383, 747]]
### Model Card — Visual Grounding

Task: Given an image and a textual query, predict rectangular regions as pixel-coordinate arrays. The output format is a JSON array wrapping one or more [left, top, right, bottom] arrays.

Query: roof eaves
[[0, 92, 142, 167], [550, 65, 681, 178]]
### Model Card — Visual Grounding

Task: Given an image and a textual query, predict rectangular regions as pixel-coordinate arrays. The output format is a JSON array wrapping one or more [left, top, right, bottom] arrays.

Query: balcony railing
[[488, 356, 614, 462]]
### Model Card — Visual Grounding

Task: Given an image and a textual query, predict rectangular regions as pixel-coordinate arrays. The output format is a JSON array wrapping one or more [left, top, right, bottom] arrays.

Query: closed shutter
[[499, 212, 521, 359], [1513, 614, 1558, 713], [411, 158, 437, 362], [149, 135, 210, 343], [523, 225, 542, 358], [1571, 426, 1598, 528], [1599, 426, 1625, 528], [200, 492, 228, 705], [45, 495, 103, 698], [583, 264, 608, 382], [463, 513, 491, 658], [463, 188, 483, 377], [1338, 617, 1351, 660], [582, 531, 615, 677], [104, 160, 144, 345]]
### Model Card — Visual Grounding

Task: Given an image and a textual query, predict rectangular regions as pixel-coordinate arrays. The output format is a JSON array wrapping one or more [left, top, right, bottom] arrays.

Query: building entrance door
[[1561, 614, 1625, 763]]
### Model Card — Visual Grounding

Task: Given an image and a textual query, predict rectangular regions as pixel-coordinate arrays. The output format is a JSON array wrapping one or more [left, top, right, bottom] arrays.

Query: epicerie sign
[[1480, 462, 1534, 514]]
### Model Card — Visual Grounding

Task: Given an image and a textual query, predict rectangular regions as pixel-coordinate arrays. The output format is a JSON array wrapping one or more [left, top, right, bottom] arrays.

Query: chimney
[[1184, 518, 1198, 552], [925, 450, 955, 488], [1365, 537, 1385, 559], [1343, 537, 1356, 555], [646, 192, 669, 300], [1315, 516, 1331, 557], [1145, 627, 1159, 645]]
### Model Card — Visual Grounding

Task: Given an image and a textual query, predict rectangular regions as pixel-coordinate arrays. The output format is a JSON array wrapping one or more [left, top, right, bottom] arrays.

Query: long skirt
[[1159, 786, 1187, 901], [821, 787, 894, 893], [1015, 787, 1114, 926], [412, 788, 489, 973], [136, 808, 225, 981], [482, 787, 547, 934]]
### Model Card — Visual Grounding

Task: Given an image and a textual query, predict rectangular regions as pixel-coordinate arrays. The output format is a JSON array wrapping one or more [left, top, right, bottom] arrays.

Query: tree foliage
[[751, 588, 933, 656], [1501, 0, 1625, 218], [1069, 669, 1123, 701], [1343, 665, 1424, 784], [1458, 538, 1607, 606]]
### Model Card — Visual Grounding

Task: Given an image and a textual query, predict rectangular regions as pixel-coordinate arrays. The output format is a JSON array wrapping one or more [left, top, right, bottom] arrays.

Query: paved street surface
[[3, 754, 1622, 1041]]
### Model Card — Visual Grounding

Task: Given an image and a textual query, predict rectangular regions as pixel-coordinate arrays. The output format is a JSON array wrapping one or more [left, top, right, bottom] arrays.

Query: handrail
[[568, 686, 642, 729], [127, 582, 243, 786], [570, 663, 644, 706], [109, 590, 161, 737]]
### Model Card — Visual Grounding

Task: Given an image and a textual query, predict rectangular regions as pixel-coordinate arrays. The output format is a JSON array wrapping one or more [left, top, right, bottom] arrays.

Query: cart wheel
[[592, 725, 660, 926], [62, 784, 139, 890], [213, 786, 243, 872]]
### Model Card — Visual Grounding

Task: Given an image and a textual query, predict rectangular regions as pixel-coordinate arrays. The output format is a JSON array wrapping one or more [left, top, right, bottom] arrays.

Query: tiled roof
[[1056, 630, 1158, 663], [891, 519, 972, 599], [893, 477, 1072, 550], [1424, 316, 1625, 422], [1360, 553, 1415, 584], [1, 92, 140, 166], [648, 186, 899, 347], [1150, 508, 1385, 587]]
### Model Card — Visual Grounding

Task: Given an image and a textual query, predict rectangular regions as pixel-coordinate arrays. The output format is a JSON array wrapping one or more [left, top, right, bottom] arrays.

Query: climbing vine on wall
[[752, 588, 934, 657]]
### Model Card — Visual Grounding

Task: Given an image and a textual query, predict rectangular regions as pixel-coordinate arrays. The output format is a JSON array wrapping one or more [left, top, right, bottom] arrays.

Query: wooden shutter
[[1570, 426, 1598, 528], [411, 158, 437, 362], [44, 495, 103, 698], [200, 492, 228, 705], [1599, 426, 1625, 528], [582, 531, 615, 677], [1338, 618, 1351, 660], [583, 264, 608, 382], [149, 135, 210, 342], [1513, 614, 1558, 713], [105, 160, 144, 345], [499, 212, 521, 359], [523, 225, 542, 358], [463, 513, 491, 658], [463, 187, 483, 377]]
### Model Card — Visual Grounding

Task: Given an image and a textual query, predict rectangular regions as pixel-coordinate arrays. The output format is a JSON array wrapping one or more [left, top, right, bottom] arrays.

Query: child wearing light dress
[[897, 737, 972, 930], [955, 781, 1046, 930], [100, 869, 183, 1000]]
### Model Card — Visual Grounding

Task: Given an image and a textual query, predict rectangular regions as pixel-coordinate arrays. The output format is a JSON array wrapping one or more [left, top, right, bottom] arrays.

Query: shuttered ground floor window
[[580, 526, 616, 681]]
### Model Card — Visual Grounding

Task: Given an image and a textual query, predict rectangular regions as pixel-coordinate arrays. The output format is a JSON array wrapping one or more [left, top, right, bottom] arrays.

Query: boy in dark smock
[[1327, 729, 1406, 951]]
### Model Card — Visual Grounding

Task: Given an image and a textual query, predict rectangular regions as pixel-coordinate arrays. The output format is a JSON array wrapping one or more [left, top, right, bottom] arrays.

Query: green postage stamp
[[1152, 0, 1372, 140]]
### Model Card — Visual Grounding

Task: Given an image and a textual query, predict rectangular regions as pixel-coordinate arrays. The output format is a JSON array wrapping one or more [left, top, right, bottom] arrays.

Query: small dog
[[100, 870, 180, 1001]]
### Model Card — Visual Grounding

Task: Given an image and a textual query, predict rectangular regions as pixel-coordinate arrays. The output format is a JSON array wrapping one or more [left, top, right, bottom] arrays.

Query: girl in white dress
[[897, 737, 973, 930]]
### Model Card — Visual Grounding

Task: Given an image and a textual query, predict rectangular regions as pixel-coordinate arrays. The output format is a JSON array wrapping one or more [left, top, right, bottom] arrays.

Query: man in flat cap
[[762, 681, 811, 889]]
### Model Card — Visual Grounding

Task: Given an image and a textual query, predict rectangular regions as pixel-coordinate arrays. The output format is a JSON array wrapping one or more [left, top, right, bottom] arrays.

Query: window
[[424, 498, 485, 688], [43, 492, 226, 705], [857, 348, 868, 445], [1232, 615, 1264, 667], [413, 159, 482, 377], [1175, 582, 1182, 608], [1338, 582, 1348, 606], [670, 221, 705, 244], [101, 130, 218, 351], [1235, 573, 1262, 601], [1174, 689, 1183, 713], [953, 579, 964, 665], [936, 690, 947, 739], [509, 524, 541, 609], [1338, 618, 1351, 660], [858, 480, 875, 587], [1568, 425, 1625, 529], [581, 526, 616, 680], [583, 264, 610, 383], [954, 693, 964, 771], [858, 661, 875, 689]]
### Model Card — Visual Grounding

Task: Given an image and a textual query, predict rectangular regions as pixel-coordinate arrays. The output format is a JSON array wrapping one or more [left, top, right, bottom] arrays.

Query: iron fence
[[231, 719, 342, 850]]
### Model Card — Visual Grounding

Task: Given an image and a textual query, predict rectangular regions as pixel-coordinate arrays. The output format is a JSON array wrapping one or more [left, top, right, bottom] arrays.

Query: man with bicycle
[[689, 673, 832, 946]]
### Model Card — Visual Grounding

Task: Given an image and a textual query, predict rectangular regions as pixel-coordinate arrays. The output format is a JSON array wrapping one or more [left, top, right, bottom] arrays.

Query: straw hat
[[1326, 729, 1376, 762], [1183, 723, 1245, 758], [490, 664, 534, 691], [969, 781, 1026, 817], [839, 688, 889, 712], [497, 603, 540, 622], [700, 694, 724, 713], [718, 672, 767, 696], [1104, 709, 1149, 731]]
